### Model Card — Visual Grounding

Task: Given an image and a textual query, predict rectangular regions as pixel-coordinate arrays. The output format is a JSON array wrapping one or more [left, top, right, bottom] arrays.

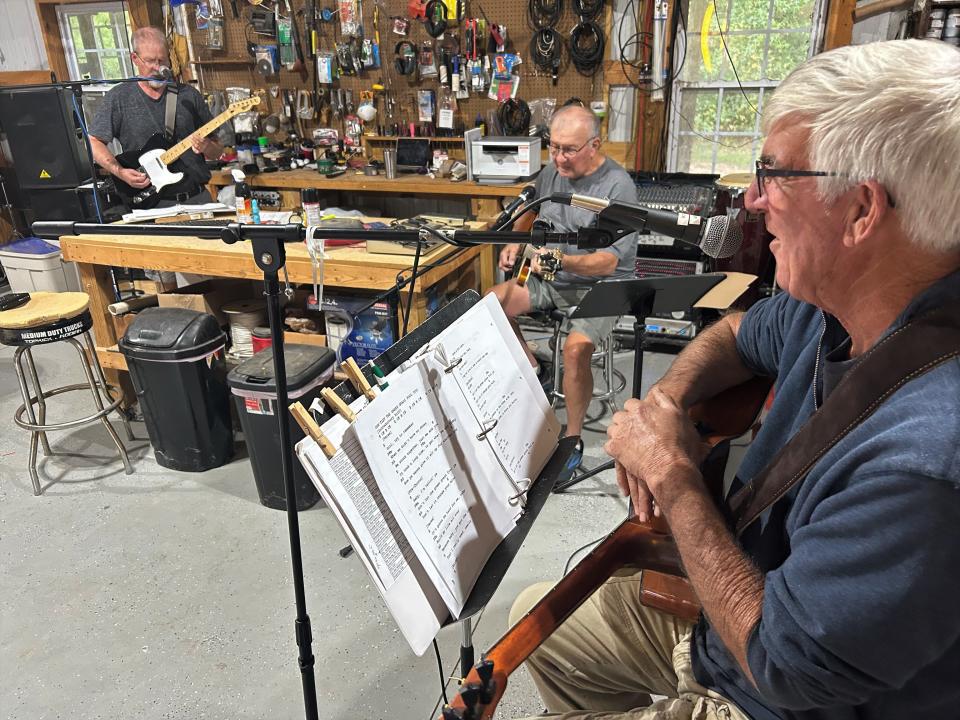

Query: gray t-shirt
[[533, 157, 639, 289], [89, 82, 214, 187]]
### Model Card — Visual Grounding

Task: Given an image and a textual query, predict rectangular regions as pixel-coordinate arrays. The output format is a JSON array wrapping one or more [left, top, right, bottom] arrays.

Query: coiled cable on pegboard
[[568, 20, 605, 75], [528, 0, 564, 30], [572, 0, 604, 20], [529, 27, 564, 83], [497, 98, 532, 136]]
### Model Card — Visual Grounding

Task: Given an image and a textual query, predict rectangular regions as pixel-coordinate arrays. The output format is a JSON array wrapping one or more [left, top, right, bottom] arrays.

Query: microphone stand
[[32, 218, 625, 720]]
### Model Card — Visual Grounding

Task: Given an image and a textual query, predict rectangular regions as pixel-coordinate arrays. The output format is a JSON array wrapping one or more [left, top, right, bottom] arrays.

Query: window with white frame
[[667, 0, 826, 176], [57, 2, 133, 82]]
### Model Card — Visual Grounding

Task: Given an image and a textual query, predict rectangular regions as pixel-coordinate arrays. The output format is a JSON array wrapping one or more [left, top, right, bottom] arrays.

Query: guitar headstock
[[228, 96, 262, 113], [441, 658, 501, 720]]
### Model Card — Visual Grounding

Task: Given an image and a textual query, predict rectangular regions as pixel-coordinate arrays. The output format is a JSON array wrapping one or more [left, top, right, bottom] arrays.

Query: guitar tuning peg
[[441, 705, 465, 720], [458, 683, 483, 713], [475, 658, 496, 703]]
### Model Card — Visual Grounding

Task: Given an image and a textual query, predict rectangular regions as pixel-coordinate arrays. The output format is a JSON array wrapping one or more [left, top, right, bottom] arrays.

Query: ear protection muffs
[[394, 40, 417, 75]]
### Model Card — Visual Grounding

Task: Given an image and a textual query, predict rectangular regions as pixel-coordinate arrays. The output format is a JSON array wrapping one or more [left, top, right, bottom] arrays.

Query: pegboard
[[180, 0, 613, 144]]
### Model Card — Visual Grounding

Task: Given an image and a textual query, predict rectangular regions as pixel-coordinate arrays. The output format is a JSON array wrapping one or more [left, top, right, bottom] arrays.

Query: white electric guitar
[[113, 96, 261, 208]]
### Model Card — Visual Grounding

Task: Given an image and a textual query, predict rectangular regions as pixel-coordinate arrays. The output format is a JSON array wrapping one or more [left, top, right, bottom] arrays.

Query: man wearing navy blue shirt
[[510, 39, 960, 720]]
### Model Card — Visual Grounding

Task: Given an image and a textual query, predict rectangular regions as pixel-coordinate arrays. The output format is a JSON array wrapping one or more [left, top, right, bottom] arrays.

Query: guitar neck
[[159, 106, 244, 165]]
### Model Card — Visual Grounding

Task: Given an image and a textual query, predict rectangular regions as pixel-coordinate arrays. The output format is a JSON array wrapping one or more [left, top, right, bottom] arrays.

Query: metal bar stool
[[1, 291, 134, 495], [547, 306, 627, 423]]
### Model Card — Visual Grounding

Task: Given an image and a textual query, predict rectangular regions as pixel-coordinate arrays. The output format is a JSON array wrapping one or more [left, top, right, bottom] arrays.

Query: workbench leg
[[478, 244, 496, 295], [78, 263, 134, 409]]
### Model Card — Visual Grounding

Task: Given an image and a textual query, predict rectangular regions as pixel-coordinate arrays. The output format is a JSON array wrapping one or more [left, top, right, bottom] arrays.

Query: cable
[[70, 92, 104, 223], [497, 98, 532, 136], [432, 639, 450, 705], [528, 0, 564, 30], [529, 27, 565, 81], [401, 236, 424, 336], [563, 533, 606, 575], [572, 0, 604, 20], [568, 20, 605, 76], [713, 2, 759, 114]]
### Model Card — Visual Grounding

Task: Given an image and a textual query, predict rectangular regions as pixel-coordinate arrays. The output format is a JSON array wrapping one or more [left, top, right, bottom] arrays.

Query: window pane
[[679, 90, 720, 134], [772, 0, 815, 28], [718, 32, 767, 82], [713, 138, 756, 176], [719, 89, 760, 132], [679, 31, 727, 82], [675, 135, 719, 174], [77, 51, 103, 80], [767, 32, 809, 79], [728, 0, 773, 31], [101, 55, 123, 79]]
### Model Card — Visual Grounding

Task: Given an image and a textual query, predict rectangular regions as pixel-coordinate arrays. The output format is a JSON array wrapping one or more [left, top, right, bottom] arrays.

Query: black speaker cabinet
[[25, 188, 87, 222], [0, 87, 91, 190]]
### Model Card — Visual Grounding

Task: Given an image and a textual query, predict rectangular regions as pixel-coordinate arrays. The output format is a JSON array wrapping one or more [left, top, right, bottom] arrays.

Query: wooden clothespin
[[320, 386, 356, 423], [289, 401, 336, 458], [342, 356, 377, 401]]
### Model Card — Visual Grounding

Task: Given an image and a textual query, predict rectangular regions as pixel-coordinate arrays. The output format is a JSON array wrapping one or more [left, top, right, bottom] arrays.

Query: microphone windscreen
[[700, 215, 743, 259], [158, 66, 174, 80]]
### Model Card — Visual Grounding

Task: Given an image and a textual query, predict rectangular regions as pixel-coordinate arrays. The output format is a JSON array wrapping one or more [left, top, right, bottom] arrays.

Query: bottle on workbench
[[232, 168, 252, 224]]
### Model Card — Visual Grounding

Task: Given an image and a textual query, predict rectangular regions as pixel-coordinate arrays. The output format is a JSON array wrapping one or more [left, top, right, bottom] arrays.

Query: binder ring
[[443, 356, 464, 373], [475, 418, 498, 440]]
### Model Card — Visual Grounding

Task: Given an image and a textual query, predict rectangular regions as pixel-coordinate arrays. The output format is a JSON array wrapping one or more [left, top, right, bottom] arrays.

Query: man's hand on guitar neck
[[190, 134, 222, 160]]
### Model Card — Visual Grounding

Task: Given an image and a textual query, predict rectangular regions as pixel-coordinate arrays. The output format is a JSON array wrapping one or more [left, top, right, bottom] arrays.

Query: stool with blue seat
[[0, 291, 134, 495]]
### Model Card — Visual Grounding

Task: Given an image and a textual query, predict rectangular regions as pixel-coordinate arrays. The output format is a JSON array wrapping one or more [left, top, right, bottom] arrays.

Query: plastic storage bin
[[228, 345, 335, 511], [0, 237, 81, 293], [119, 307, 233, 472]]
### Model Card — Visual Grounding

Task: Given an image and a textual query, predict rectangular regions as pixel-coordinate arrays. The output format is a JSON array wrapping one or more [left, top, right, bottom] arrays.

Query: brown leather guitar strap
[[727, 302, 960, 537]]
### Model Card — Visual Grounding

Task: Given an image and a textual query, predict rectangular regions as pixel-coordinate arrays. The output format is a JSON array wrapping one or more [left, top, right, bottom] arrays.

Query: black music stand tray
[[316, 290, 576, 677], [553, 274, 725, 493]]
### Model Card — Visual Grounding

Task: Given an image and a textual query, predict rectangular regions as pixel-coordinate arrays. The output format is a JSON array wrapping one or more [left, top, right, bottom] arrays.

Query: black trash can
[[228, 345, 335, 511], [119, 307, 233, 472]]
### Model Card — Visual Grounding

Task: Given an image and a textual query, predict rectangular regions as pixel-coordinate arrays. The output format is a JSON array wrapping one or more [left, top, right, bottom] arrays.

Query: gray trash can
[[228, 345, 335, 510]]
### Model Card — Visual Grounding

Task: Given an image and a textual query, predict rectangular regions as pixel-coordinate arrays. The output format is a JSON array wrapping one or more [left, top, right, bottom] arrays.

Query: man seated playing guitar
[[509, 40, 960, 720], [89, 26, 222, 208], [489, 105, 640, 470]]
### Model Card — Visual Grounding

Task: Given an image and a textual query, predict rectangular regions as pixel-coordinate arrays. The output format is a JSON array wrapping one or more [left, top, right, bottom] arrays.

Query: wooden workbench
[[60, 231, 494, 378], [206, 169, 526, 219]]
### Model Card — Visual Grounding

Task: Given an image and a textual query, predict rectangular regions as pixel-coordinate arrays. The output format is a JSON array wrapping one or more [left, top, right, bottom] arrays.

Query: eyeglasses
[[755, 160, 835, 197], [548, 137, 597, 158], [134, 52, 169, 68]]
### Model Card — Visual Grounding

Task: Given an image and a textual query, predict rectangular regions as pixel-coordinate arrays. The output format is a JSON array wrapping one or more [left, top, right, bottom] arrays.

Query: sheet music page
[[440, 294, 561, 485], [295, 396, 449, 655], [349, 356, 519, 617]]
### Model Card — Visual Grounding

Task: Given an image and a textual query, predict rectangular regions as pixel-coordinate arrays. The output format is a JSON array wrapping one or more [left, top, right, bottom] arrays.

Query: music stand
[[315, 290, 577, 676], [553, 274, 725, 493]]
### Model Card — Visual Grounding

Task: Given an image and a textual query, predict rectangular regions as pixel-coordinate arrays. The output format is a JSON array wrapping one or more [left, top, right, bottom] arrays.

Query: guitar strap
[[727, 300, 960, 537], [163, 84, 179, 143]]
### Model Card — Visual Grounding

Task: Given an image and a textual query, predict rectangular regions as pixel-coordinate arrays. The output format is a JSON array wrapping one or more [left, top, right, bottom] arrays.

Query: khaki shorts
[[526, 275, 618, 348]]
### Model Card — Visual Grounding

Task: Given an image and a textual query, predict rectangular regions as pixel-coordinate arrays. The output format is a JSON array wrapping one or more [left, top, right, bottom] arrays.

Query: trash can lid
[[119, 307, 226, 361], [228, 344, 335, 398]]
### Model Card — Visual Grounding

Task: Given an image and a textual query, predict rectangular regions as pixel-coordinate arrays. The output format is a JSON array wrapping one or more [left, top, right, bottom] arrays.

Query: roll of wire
[[530, 27, 564, 83], [572, 0, 603, 20], [222, 300, 268, 359], [497, 98, 532, 136], [568, 20, 605, 76], [528, 0, 563, 29]]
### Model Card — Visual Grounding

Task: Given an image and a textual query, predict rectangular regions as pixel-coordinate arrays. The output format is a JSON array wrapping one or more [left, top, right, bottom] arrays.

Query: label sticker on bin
[[244, 397, 274, 415]]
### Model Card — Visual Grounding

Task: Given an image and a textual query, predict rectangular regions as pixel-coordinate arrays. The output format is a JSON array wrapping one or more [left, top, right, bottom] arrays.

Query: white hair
[[763, 39, 960, 253], [131, 27, 167, 55], [550, 105, 602, 139]]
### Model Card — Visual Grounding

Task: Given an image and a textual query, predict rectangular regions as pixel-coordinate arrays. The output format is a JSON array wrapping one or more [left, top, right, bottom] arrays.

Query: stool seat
[[0, 292, 90, 329], [0, 293, 92, 347]]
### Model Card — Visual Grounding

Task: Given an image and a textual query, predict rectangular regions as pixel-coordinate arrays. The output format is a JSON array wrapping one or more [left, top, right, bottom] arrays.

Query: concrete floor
[[0, 322, 677, 720]]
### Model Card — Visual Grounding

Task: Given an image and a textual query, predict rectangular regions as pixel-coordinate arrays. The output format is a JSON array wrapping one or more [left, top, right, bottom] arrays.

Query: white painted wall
[[0, 0, 48, 72]]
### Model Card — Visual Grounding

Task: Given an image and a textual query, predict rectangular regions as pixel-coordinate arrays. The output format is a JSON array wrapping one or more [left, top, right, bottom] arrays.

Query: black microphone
[[551, 193, 744, 259], [156, 66, 175, 81], [493, 185, 536, 230]]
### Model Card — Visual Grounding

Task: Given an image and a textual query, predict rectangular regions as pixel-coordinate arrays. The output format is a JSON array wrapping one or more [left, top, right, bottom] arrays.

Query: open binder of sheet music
[[295, 294, 562, 655]]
